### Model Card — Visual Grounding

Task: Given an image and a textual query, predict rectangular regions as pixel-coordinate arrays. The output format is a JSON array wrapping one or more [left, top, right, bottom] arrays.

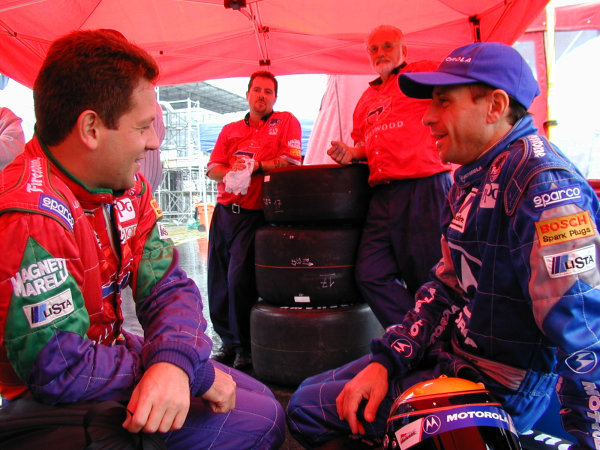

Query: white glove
[[224, 158, 254, 195]]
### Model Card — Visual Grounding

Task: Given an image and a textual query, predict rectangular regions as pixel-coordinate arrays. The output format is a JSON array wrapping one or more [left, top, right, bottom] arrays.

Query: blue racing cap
[[399, 42, 540, 109]]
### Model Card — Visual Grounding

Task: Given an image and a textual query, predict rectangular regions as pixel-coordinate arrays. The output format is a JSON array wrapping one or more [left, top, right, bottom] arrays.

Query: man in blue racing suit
[[286, 42, 600, 449]]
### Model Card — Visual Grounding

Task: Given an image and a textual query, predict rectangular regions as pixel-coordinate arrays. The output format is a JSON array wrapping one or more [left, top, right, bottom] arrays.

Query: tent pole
[[544, 2, 557, 140]]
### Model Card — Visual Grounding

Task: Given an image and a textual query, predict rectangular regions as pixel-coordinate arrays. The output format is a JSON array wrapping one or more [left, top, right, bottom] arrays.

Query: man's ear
[[487, 89, 510, 124], [77, 110, 101, 150]]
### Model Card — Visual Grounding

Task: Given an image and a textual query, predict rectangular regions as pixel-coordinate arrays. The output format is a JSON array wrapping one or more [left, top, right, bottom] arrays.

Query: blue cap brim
[[399, 72, 481, 99]]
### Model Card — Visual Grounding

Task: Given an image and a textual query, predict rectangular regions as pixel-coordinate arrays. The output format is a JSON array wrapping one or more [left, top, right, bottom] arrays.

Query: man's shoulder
[[270, 111, 300, 122], [403, 60, 439, 73], [0, 156, 77, 232], [501, 134, 583, 215]]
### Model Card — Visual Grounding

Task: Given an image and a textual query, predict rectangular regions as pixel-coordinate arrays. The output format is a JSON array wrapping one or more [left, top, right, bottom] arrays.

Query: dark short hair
[[468, 83, 529, 126], [248, 71, 278, 96], [34, 29, 159, 146]]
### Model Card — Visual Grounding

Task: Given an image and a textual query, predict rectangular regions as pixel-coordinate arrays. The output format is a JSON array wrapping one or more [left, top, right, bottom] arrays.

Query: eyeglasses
[[367, 42, 397, 54]]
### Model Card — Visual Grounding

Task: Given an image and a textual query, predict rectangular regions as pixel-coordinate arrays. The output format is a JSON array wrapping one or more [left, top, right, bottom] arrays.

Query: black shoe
[[212, 346, 236, 366], [233, 350, 252, 371]]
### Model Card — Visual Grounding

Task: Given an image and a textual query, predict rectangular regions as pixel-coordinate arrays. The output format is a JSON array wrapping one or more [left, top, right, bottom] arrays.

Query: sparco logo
[[39, 194, 74, 231], [533, 186, 581, 209], [423, 415, 441, 434]]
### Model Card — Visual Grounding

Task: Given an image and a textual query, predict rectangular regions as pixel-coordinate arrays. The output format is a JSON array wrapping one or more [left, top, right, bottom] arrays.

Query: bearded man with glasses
[[327, 25, 453, 328]]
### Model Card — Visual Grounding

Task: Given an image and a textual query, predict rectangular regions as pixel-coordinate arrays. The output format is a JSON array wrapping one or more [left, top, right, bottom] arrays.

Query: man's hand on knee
[[123, 362, 191, 434], [201, 367, 236, 413], [335, 362, 388, 435]]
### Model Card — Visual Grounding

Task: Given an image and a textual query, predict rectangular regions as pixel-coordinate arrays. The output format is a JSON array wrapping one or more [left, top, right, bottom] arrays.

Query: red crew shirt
[[352, 62, 451, 186], [208, 111, 302, 210]]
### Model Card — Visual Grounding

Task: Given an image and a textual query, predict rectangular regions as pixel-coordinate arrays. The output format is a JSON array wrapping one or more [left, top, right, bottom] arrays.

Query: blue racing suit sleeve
[[510, 168, 600, 449], [370, 235, 467, 376]]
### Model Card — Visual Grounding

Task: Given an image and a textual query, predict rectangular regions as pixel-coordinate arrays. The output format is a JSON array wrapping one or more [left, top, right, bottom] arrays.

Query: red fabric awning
[[0, 0, 548, 88]]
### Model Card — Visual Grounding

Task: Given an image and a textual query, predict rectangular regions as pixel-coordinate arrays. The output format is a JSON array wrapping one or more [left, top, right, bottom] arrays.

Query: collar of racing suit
[[25, 132, 145, 208], [453, 115, 538, 189]]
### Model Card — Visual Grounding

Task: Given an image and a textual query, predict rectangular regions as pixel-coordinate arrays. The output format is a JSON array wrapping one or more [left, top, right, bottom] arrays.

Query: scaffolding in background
[[155, 83, 247, 224]]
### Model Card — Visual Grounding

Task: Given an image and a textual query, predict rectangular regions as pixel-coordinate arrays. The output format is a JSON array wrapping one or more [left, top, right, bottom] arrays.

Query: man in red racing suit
[[0, 29, 284, 449]]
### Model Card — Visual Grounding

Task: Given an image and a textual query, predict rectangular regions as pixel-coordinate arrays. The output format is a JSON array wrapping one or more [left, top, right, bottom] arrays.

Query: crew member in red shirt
[[207, 71, 302, 370], [327, 25, 452, 328]]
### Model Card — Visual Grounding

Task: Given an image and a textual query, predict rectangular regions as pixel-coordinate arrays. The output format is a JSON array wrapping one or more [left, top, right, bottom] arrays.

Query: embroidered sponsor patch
[[391, 338, 413, 357], [489, 152, 508, 182], [26, 158, 44, 193], [115, 198, 136, 222], [150, 198, 163, 219], [366, 97, 392, 125], [22, 289, 74, 328], [449, 189, 478, 233], [480, 183, 498, 209], [543, 245, 596, 278], [120, 224, 137, 243], [288, 138, 302, 149], [528, 134, 546, 158], [535, 210, 596, 246], [39, 194, 74, 231], [566, 350, 598, 374], [157, 222, 170, 240], [394, 405, 516, 449], [10, 257, 69, 297], [533, 185, 582, 209]]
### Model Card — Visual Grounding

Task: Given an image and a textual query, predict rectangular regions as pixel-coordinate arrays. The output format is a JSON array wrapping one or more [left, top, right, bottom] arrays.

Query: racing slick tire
[[255, 224, 362, 306], [261, 163, 370, 224], [250, 302, 383, 387]]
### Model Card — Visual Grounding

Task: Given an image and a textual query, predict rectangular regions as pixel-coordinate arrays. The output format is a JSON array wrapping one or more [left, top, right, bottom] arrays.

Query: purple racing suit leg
[[162, 361, 285, 449]]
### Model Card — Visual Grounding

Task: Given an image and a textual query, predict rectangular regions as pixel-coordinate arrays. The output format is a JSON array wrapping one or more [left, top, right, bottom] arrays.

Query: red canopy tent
[[0, 0, 548, 88]]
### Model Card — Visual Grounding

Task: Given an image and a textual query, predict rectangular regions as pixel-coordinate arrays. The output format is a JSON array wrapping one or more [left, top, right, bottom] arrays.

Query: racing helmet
[[383, 376, 522, 450]]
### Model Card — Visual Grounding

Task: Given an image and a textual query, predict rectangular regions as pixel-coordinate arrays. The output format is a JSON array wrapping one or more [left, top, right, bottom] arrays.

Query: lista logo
[[23, 289, 74, 328], [544, 245, 596, 278]]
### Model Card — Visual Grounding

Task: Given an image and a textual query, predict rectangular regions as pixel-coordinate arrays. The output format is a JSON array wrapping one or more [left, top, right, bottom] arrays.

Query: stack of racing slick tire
[[251, 164, 384, 387]]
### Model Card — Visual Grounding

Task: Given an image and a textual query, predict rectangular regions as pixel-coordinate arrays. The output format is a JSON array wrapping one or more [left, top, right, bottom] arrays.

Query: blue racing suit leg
[[208, 204, 264, 351], [163, 361, 285, 449], [356, 172, 451, 328], [208, 205, 233, 348], [286, 355, 394, 448]]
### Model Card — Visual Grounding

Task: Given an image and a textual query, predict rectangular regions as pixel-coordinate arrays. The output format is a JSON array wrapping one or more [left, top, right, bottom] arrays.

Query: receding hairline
[[367, 25, 405, 44]]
